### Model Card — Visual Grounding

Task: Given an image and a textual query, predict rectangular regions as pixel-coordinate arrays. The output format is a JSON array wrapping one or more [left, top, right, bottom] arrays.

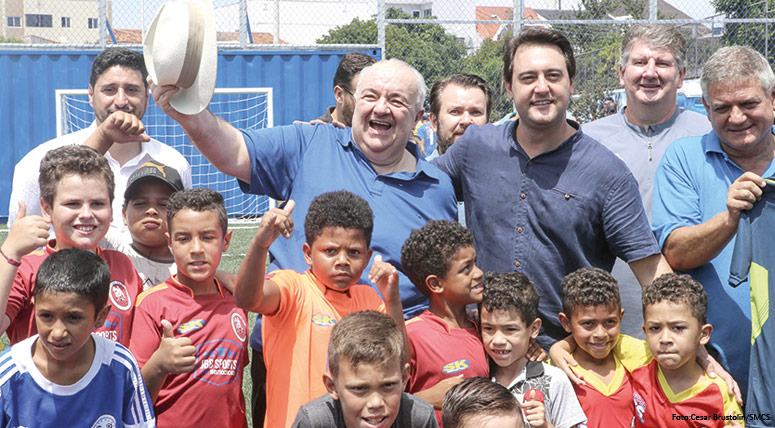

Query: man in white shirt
[[8, 48, 191, 236]]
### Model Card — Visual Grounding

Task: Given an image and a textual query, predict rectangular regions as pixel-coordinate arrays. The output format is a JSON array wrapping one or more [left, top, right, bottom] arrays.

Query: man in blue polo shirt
[[434, 27, 672, 348], [653, 46, 775, 405], [151, 58, 457, 427], [583, 24, 710, 338]]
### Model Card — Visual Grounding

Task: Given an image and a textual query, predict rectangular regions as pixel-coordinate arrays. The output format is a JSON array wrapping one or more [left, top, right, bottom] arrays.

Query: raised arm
[[0, 202, 50, 333], [368, 256, 410, 366], [662, 172, 764, 271], [234, 201, 295, 314], [150, 81, 251, 183], [82, 110, 150, 154]]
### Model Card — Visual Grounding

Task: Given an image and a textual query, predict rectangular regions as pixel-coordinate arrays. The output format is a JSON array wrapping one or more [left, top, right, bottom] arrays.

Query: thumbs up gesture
[[1, 202, 49, 263], [252, 200, 295, 250], [155, 319, 196, 374]]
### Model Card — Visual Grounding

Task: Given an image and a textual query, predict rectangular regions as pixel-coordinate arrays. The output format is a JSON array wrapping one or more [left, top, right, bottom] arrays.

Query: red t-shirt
[[569, 354, 635, 428], [631, 360, 742, 428], [6, 240, 140, 346], [130, 276, 249, 428], [406, 310, 489, 427]]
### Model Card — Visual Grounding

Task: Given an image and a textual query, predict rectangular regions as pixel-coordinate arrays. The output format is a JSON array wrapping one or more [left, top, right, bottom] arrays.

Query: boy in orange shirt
[[234, 190, 406, 428]]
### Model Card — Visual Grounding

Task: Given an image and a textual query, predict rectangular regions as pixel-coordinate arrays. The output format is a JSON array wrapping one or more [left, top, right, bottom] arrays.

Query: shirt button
[[517, 227, 523, 233], [520, 193, 526, 199], [564, 193, 570, 199], [514, 261, 521, 268], [527, 160, 533, 166]]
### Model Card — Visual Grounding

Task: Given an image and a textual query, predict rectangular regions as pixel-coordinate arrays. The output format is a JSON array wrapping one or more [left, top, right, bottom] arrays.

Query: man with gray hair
[[583, 24, 710, 337], [652, 45, 775, 402], [151, 58, 456, 427]]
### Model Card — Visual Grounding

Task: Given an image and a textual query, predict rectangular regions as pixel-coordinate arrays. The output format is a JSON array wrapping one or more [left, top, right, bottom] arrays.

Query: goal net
[[55, 88, 275, 220]]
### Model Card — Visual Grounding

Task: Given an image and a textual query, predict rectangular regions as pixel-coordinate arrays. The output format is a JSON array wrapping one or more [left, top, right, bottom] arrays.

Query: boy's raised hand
[[369, 255, 400, 300], [2, 202, 49, 260], [157, 319, 196, 374], [252, 200, 295, 249], [522, 389, 552, 428]]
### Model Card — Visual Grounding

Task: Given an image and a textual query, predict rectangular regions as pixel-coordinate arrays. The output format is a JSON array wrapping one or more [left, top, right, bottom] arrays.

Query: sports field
[[0, 222, 262, 427]]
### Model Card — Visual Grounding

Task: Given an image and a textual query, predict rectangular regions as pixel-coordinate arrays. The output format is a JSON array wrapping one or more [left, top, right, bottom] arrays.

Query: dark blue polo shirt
[[434, 120, 660, 345]]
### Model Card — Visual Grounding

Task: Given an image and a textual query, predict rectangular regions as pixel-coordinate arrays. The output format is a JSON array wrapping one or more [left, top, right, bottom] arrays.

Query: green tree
[[317, 8, 467, 101]]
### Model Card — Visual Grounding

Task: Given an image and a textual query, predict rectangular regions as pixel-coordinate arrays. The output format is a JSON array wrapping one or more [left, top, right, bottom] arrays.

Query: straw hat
[[143, 0, 217, 115]]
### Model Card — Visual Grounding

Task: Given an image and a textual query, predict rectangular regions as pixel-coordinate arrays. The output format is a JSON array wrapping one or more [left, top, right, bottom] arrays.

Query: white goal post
[[55, 87, 275, 219]]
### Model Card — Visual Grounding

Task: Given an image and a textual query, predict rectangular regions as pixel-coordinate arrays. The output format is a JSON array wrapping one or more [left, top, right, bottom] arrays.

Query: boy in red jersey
[[632, 274, 743, 428], [557, 267, 643, 427], [0, 145, 141, 346], [234, 190, 406, 428], [130, 188, 249, 428], [399, 220, 487, 426]]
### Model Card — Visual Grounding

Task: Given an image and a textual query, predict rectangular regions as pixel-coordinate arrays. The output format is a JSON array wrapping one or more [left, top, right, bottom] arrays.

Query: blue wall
[[0, 48, 380, 220]]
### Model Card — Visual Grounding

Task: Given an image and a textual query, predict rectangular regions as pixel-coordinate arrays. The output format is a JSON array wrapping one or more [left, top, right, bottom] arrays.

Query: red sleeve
[[5, 259, 36, 322], [129, 301, 162, 368]]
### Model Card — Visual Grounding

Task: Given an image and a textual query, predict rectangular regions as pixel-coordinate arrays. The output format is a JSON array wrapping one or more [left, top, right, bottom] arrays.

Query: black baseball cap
[[124, 161, 184, 201]]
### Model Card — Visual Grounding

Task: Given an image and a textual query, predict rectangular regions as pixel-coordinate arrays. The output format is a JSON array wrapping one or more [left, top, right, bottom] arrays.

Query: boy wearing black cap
[[103, 161, 184, 290]]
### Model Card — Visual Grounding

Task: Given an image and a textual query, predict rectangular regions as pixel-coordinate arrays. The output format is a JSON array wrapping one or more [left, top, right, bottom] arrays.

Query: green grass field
[[0, 223, 262, 427]]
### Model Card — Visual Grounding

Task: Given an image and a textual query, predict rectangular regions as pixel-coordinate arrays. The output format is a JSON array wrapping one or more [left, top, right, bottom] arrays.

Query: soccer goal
[[55, 88, 275, 220]]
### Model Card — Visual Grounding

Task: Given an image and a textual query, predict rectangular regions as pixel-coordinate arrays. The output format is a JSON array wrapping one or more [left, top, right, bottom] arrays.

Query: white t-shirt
[[7, 121, 192, 237]]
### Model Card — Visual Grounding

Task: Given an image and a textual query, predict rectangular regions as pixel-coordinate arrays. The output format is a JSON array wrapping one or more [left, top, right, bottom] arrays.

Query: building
[[2, 0, 112, 44]]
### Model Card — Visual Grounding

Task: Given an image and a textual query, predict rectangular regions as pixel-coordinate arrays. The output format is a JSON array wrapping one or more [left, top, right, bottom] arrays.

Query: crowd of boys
[[0, 14, 770, 428]]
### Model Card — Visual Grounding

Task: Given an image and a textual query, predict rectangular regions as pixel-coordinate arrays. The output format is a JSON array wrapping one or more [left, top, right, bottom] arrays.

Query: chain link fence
[[2, 0, 773, 122]]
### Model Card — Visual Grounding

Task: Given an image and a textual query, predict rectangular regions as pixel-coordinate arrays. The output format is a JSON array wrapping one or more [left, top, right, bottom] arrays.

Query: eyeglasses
[[341, 86, 354, 97]]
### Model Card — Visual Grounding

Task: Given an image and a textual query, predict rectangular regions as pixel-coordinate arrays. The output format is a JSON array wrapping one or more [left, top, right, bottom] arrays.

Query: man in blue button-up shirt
[[434, 27, 672, 348]]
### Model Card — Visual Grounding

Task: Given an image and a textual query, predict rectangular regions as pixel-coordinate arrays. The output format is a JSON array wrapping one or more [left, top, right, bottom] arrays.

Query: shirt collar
[[508, 118, 583, 157], [305, 269, 353, 297], [704, 125, 775, 157], [619, 106, 682, 135], [167, 274, 225, 298], [339, 129, 442, 182]]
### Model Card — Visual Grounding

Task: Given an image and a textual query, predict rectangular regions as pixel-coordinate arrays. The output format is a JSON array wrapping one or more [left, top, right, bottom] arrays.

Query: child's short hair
[[442, 377, 521, 428], [304, 191, 373, 246], [39, 145, 115, 206], [400, 220, 474, 296], [327, 311, 403, 378], [642, 273, 708, 324], [481, 272, 539, 325], [561, 267, 621, 314], [167, 188, 228, 234], [34, 248, 111, 311]]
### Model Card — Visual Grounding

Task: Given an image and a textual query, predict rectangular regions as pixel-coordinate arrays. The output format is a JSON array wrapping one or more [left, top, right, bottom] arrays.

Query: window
[[88, 17, 99, 29], [6, 16, 21, 28], [25, 14, 53, 28], [423, 9, 432, 17], [412, 10, 420, 17], [61, 16, 71, 28]]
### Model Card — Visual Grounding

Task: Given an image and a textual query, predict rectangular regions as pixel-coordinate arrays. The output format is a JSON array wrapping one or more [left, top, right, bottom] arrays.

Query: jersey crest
[[91, 414, 117, 428], [109, 281, 131, 311], [231, 312, 247, 342]]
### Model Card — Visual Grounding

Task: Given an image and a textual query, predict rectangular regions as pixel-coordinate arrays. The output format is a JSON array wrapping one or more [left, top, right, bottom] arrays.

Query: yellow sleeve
[[613, 334, 652, 372], [718, 378, 744, 427]]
